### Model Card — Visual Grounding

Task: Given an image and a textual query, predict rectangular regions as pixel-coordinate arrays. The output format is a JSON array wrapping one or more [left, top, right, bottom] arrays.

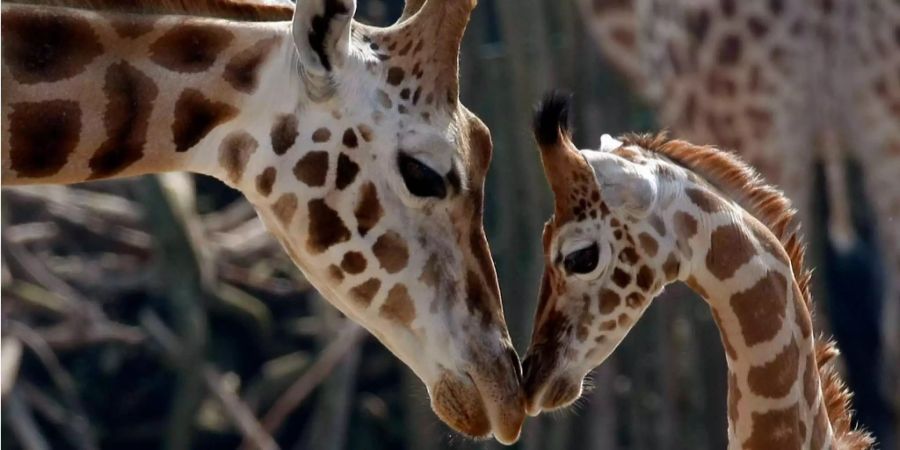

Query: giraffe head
[[254, 0, 524, 442], [521, 93, 682, 415]]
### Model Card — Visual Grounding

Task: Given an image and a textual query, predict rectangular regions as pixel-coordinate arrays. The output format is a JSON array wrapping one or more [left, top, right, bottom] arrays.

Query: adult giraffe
[[522, 92, 873, 449], [1, 0, 526, 442]]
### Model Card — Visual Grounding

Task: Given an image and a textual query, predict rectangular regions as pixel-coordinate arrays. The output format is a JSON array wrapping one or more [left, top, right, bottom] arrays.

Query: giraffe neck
[[675, 185, 834, 450], [2, 3, 296, 185]]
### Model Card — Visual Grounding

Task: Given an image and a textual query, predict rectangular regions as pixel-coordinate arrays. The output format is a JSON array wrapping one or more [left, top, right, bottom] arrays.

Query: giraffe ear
[[598, 134, 623, 152], [581, 150, 658, 218], [292, 0, 356, 92]]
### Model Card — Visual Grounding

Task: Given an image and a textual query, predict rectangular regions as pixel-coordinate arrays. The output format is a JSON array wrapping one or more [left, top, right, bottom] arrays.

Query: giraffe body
[[522, 93, 873, 449], [1, 0, 527, 442]]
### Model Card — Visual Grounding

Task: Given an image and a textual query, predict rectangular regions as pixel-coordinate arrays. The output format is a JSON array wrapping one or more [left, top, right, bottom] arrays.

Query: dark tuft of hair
[[533, 90, 572, 146]]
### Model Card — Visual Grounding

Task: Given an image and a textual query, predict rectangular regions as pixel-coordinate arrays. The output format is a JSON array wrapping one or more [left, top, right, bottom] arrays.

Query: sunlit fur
[[524, 90, 872, 449], [629, 132, 873, 450]]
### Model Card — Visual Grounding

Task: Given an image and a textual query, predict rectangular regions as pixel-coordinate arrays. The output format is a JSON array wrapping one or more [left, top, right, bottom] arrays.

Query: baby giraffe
[[521, 93, 874, 450]]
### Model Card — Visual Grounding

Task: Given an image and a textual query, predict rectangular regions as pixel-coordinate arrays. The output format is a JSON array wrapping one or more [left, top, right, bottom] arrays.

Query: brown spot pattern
[[625, 292, 644, 308], [255, 167, 276, 196], [224, 37, 278, 93], [218, 131, 258, 184], [293, 151, 329, 186], [386, 66, 405, 85], [662, 254, 680, 281], [271, 193, 298, 226], [743, 404, 801, 449], [619, 247, 639, 265], [88, 62, 159, 179], [636, 265, 654, 290], [312, 127, 331, 142], [707, 224, 756, 280], [380, 284, 415, 327], [598, 289, 621, 314], [730, 270, 788, 346], [335, 153, 359, 190], [638, 232, 658, 257], [328, 264, 344, 282], [686, 187, 722, 213], [150, 24, 233, 72], [372, 231, 409, 274], [340, 251, 367, 274], [649, 214, 667, 236], [673, 211, 698, 240], [354, 182, 383, 236], [419, 254, 441, 289], [8, 100, 81, 178], [350, 278, 381, 307], [358, 124, 374, 142], [717, 34, 743, 66], [612, 268, 631, 288], [748, 339, 799, 398], [261, 116, 297, 156], [2, 9, 102, 84], [172, 89, 238, 152], [342, 128, 358, 148], [307, 199, 351, 253]]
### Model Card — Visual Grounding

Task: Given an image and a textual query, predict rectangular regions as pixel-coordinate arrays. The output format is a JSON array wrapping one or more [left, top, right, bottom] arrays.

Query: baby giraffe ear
[[581, 150, 658, 218], [292, 0, 356, 93]]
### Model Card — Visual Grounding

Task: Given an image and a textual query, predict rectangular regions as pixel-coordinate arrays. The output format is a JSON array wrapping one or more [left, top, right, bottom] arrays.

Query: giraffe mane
[[6, 0, 294, 21], [621, 132, 875, 450]]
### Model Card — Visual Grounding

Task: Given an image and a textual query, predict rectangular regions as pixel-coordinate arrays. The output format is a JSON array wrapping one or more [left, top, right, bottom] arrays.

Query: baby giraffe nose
[[521, 350, 551, 416]]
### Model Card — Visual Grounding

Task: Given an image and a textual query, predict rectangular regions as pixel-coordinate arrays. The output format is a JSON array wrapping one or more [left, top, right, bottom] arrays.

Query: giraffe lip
[[429, 369, 525, 445], [465, 371, 525, 445]]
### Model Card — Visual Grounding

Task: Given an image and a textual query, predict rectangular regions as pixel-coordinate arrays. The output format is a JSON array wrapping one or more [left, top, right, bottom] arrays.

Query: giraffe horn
[[387, 0, 476, 106], [533, 91, 589, 206]]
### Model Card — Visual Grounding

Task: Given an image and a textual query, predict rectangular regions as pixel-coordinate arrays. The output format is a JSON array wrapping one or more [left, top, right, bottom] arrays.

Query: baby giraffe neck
[[677, 186, 833, 450], [2, 2, 295, 185]]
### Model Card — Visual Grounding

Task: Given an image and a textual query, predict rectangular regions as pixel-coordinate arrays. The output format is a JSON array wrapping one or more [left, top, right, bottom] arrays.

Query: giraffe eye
[[563, 243, 600, 275], [398, 153, 446, 199]]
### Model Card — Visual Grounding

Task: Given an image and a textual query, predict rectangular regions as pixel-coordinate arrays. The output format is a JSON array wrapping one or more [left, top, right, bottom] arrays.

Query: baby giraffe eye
[[563, 243, 600, 275], [398, 153, 446, 199]]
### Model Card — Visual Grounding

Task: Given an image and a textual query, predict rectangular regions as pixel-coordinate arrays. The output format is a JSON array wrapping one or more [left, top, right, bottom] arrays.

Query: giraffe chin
[[429, 371, 525, 445], [523, 374, 584, 417]]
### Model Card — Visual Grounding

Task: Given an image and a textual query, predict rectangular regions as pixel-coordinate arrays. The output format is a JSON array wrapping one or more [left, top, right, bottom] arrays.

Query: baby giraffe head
[[521, 93, 682, 415]]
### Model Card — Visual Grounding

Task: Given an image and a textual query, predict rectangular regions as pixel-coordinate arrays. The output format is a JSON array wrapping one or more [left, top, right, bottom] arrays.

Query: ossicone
[[533, 90, 573, 147]]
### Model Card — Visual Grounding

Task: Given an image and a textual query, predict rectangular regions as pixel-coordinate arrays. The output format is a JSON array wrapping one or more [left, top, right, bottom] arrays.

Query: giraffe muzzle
[[429, 346, 526, 445], [521, 348, 584, 416]]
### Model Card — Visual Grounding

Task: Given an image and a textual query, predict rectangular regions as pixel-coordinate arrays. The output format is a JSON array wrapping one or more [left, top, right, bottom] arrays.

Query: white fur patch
[[599, 134, 623, 152]]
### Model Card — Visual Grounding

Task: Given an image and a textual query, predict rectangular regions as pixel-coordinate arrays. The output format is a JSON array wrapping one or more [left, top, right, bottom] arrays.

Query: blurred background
[[2, 0, 898, 449]]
